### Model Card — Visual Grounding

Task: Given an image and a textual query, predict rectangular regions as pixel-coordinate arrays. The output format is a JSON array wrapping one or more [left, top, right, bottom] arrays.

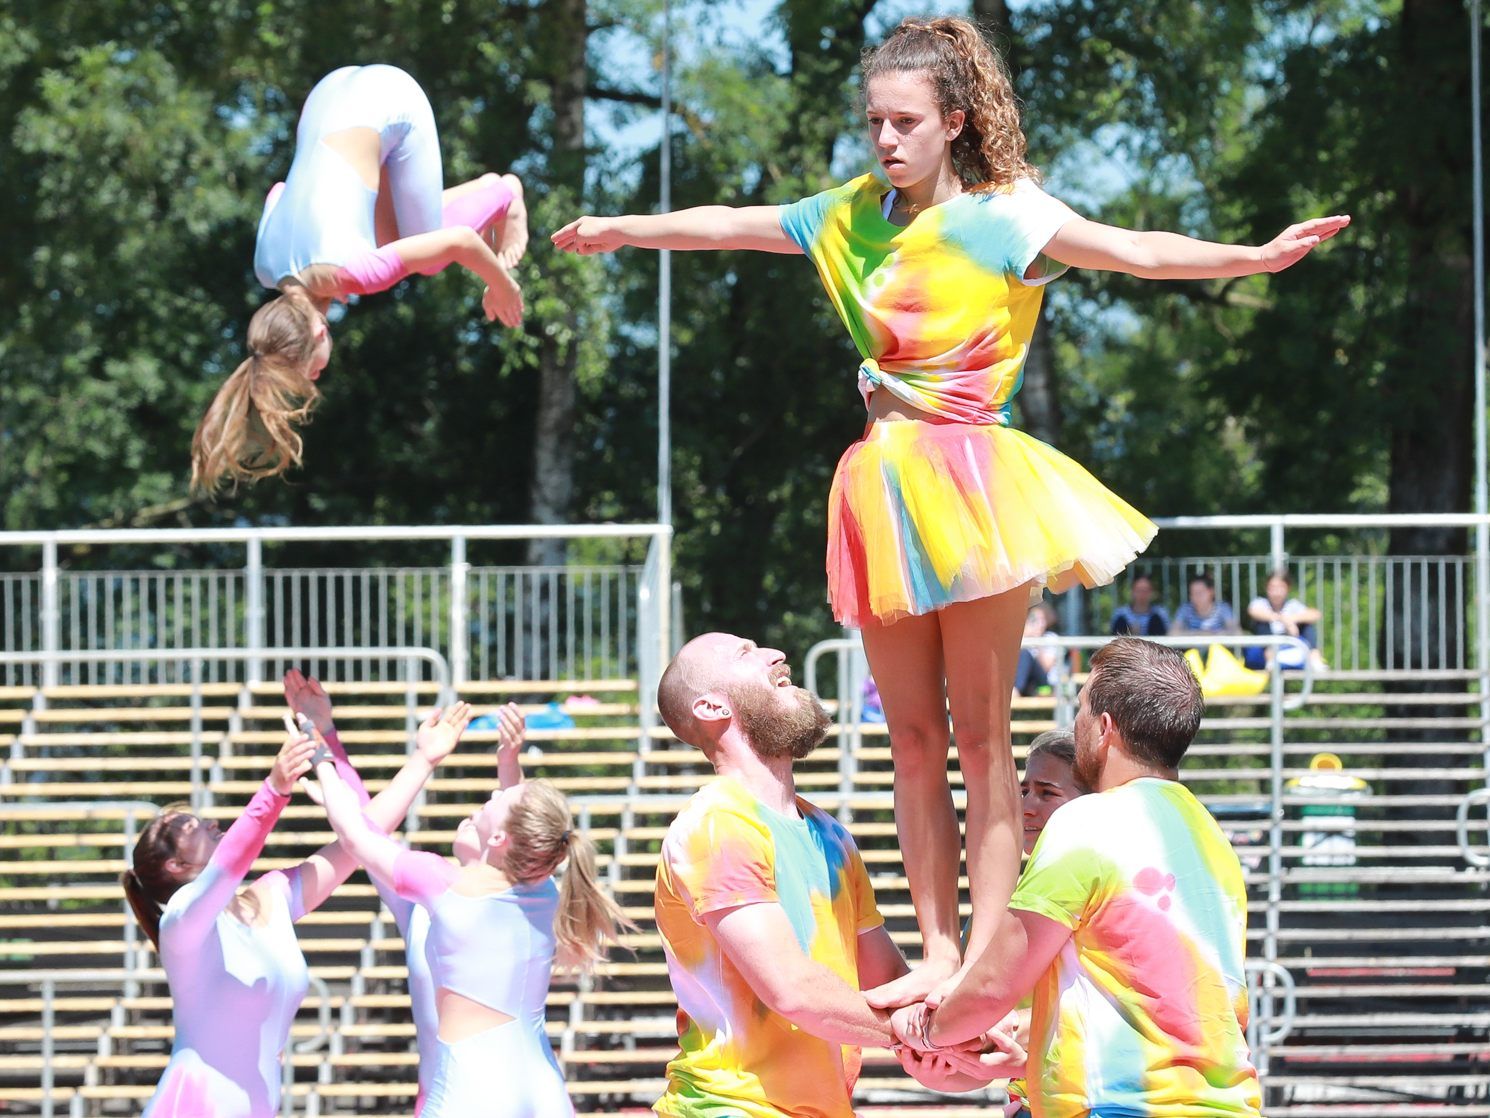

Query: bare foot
[[865, 954, 961, 1010], [493, 174, 528, 269]]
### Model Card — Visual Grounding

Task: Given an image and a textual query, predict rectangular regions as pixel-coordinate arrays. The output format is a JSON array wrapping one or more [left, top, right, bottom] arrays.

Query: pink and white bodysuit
[[371, 873, 440, 1113], [253, 64, 514, 297], [391, 850, 573, 1118], [142, 780, 308, 1118]]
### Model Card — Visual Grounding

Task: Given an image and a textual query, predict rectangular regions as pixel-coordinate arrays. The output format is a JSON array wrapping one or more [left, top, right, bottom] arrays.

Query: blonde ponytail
[[863, 16, 1038, 189], [502, 780, 635, 971], [554, 827, 634, 971], [190, 285, 324, 495]]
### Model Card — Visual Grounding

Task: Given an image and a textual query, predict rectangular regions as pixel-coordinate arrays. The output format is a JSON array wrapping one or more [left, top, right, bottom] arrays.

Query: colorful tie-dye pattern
[[779, 175, 1075, 426], [778, 176, 1156, 626], [1008, 778, 1262, 1118], [654, 777, 882, 1118]]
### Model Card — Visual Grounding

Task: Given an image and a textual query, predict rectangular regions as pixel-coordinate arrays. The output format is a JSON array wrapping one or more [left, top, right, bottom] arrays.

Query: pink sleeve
[[322, 726, 370, 806], [338, 246, 412, 295], [392, 848, 461, 905], [159, 779, 289, 946], [441, 176, 514, 235]]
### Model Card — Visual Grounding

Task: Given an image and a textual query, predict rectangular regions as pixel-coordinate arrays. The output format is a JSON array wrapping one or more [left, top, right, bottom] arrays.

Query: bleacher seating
[[1, 668, 1487, 1116]]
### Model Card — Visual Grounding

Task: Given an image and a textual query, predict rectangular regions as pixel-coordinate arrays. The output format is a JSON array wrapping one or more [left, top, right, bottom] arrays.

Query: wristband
[[309, 742, 335, 768]]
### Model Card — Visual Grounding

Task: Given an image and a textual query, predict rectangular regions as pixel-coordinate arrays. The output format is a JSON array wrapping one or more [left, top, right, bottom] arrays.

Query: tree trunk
[[1378, 0, 1476, 845], [524, 0, 587, 675]]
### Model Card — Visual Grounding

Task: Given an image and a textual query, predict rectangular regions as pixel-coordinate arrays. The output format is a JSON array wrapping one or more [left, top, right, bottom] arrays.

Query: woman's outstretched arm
[[552, 206, 800, 255], [1043, 214, 1350, 280], [493, 701, 526, 791], [258, 703, 472, 918]]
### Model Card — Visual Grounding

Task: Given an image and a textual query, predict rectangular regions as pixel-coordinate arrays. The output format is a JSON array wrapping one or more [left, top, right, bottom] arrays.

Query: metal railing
[[0, 647, 451, 842], [0, 524, 671, 698]]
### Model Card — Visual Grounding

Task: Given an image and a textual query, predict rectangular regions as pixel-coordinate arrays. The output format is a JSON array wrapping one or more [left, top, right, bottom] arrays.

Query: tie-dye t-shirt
[[778, 174, 1078, 426], [1008, 778, 1261, 1118], [654, 776, 883, 1118]]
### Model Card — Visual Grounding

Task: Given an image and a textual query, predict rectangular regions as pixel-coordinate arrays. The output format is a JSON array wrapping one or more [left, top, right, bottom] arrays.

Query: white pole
[[1471, 0, 1489, 775], [658, 0, 673, 530]]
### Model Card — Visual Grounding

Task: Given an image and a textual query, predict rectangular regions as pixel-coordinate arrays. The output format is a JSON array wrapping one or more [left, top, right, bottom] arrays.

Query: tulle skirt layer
[[827, 420, 1157, 628]]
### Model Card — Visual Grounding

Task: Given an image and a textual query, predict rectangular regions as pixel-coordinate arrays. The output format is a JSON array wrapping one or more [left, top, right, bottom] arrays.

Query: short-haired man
[[895, 637, 1262, 1118], [653, 633, 1017, 1117]]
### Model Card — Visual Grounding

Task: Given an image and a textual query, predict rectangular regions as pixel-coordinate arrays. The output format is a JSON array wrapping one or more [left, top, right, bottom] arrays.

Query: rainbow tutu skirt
[[827, 419, 1156, 627]]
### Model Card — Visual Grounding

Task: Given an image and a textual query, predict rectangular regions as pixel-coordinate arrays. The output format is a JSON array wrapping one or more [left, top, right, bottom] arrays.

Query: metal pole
[[246, 538, 265, 685], [41, 979, 54, 1118], [449, 536, 469, 689], [658, 0, 673, 530], [41, 540, 59, 689], [1470, 0, 1490, 785]]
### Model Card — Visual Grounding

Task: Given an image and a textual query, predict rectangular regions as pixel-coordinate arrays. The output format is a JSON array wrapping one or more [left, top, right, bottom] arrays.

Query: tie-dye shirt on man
[[654, 776, 882, 1118], [778, 175, 1077, 425], [1008, 778, 1262, 1118]]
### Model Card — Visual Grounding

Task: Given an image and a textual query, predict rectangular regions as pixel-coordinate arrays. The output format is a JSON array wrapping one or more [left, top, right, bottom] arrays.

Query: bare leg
[[374, 174, 399, 246], [441, 173, 527, 267], [488, 175, 528, 267], [860, 610, 963, 1008], [938, 589, 1028, 985]]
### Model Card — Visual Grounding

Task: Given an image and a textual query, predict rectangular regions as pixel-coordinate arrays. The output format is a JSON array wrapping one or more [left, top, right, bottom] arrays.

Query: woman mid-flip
[[553, 16, 1346, 1006], [121, 703, 469, 1117], [193, 63, 528, 493], [313, 735, 630, 1117]]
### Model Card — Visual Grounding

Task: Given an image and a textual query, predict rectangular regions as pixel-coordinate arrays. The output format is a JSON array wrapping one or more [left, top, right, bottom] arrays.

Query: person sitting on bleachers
[[890, 639, 1262, 1118], [652, 632, 1023, 1115], [1171, 571, 1240, 636], [1014, 602, 1065, 699], [1246, 569, 1327, 671], [121, 701, 466, 1118], [1109, 571, 1169, 636]]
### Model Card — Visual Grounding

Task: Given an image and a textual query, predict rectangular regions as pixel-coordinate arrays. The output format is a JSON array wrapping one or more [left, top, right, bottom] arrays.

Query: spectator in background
[[1172, 572, 1240, 636], [1246, 570, 1327, 670], [1014, 602, 1063, 699], [1109, 572, 1169, 637]]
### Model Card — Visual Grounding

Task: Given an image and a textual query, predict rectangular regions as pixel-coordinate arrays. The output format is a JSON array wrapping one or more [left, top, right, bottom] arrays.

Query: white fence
[[0, 525, 671, 697]]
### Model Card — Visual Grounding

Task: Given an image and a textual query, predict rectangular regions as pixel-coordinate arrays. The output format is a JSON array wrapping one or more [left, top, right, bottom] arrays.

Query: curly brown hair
[[863, 16, 1038, 190], [190, 284, 324, 495]]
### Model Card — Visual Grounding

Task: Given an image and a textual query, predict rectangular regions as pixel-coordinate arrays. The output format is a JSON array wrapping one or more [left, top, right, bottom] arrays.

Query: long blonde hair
[[190, 284, 324, 494], [863, 16, 1038, 190], [502, 780, 634, 970]]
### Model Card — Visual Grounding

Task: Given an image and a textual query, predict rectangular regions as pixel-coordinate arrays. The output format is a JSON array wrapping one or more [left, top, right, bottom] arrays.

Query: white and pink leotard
[[142, 780, 307, 1118], [253, 64, 514, 297], [391, 850, 573, 1118], [143, 735, 369, 1117]]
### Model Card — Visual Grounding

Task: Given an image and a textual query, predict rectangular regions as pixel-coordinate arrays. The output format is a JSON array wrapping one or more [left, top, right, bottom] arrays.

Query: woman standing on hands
[[313, 729, 630, 1117], [192, 63, 529, 493], [553, 15, 1347, 1007], [121, 701, 467, 1117]]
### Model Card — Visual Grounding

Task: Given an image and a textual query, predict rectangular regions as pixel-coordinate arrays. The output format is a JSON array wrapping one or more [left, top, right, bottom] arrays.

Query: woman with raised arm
[[313, 736, 629, 1118], [192, 63, 528, 494], [121, 701, 468, 1118], [287, 671, 526, 1115], [553, 15, 1347, 1007]]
